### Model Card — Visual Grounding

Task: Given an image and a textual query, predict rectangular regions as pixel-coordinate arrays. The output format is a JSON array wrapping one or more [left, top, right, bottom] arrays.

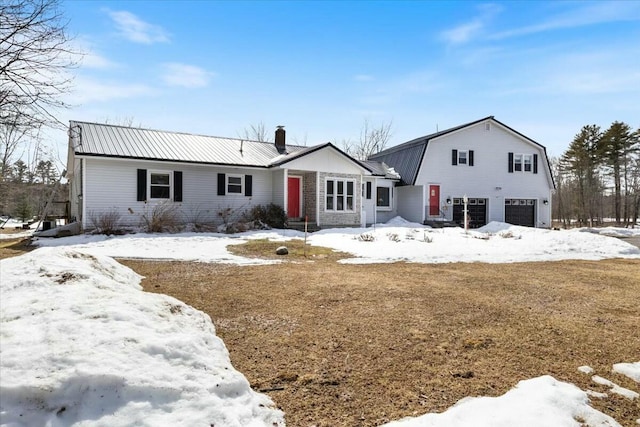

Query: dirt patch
[[125, 257, 640, 427], [0, 237, 35, 259]]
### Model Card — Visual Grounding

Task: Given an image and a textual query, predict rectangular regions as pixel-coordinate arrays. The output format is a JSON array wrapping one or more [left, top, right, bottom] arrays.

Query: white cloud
[[490, 1, 640, 40], [440, 20, 484, 45], [161, 63, 213, 88], [354, 74, 375, 82], [105, 10, 170, 44], [70, 77, 157, 104], [439, 3, 502, 45]]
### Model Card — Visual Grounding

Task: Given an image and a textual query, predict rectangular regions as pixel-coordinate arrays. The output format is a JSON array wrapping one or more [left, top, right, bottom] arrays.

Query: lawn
[[124, 250, 640, 427]]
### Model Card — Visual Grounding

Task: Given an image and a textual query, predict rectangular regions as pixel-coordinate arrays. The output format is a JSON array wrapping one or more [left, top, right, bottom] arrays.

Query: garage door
[[453, 198, 487, 228], [505, 199, 535, 227]]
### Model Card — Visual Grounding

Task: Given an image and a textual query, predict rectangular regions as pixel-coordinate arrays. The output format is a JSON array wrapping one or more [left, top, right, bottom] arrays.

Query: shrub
[[88, 208, 123, 235], [141, 202, 181, 233], [387, 232, 400, 242], [244, 203, 287, 229], [357, 233, 375, 242]]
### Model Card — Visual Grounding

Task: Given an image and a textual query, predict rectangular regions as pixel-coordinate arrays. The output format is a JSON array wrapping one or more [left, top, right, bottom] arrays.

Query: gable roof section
[[69, 121, 308, 168], [368, 116, 554, 187], [269, 142, 373, 174]]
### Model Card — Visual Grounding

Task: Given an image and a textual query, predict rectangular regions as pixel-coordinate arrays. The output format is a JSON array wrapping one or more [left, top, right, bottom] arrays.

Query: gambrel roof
[[368, 116, 554, 187]]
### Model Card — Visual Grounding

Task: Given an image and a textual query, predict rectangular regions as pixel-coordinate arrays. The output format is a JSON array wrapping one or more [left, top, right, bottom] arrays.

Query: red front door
[[429, 185, 440, 216], [287, 177, 301, 218]]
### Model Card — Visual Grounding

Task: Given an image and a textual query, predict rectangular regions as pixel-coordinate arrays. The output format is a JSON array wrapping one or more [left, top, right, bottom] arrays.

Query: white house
[[368, 116, 556, 228], [66, 122, 396, 231]]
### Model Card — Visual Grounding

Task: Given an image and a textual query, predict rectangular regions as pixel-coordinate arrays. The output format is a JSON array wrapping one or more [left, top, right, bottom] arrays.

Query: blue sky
[[53, 0, 640, 161]]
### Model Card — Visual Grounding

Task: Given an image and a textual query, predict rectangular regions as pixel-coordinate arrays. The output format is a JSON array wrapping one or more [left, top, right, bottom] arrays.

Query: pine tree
[[598, 122, 638, 224], [561, 125, 602, 226]]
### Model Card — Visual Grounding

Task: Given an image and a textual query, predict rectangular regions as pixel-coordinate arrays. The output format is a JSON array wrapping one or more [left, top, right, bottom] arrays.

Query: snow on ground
[[613, 362, 640, 382], [0, 247, 284, 426], [32, 220, 640, 264], [4, 219, 639, 426], [380, 376, 622, 427], [580, 227, 640, 238]]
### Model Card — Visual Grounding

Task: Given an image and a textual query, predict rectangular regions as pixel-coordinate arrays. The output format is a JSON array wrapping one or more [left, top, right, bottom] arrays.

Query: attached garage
[[453, 198, 487, 228], [505, 199, 536, 227]]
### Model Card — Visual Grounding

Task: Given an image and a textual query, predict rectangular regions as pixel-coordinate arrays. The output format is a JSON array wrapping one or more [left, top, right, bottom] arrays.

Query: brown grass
[[2, 235, 637, 425], [123, 252, 640, 427]]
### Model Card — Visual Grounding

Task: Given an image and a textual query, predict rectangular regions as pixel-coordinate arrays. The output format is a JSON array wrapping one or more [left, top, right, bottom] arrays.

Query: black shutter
[[452, 149, 458, 165], [137, 169, 147, 201], [533, 154, 538, 174], [217, 173, 226, 196], [366, 181, 372, 199], [469, 150, 474, 166], [174, 171, 183, 202], [508, 152, 514, 173], [245, 175, 252, 196]]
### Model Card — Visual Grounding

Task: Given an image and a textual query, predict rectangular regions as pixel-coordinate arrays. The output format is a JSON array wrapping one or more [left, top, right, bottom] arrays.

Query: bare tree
[[340, 119, 393, 160], [239, 122, 272, 142], [0, 111, 35, 179], [1, 0, 78, 130]]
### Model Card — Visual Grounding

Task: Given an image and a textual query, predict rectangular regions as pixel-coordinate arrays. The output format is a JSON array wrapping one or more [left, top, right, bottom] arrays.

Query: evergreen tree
[[561, 125, 602, 225], [599, 122, 638, 224]]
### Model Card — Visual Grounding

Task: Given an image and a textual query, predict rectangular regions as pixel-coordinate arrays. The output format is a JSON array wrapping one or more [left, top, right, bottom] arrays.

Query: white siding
[[82, 157, 275, 230], [397, 185, 424, 223], [271, 169, 286, 209], [281, 148, 366, 175], [414, 121, 553, 227]]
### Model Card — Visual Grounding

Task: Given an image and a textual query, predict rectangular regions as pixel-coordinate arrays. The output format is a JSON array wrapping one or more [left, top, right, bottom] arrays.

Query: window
[[377, 186, 390, 208], [227, 175, 243, 194], [458, 150, 468, 165], [452, 149, 474, 166], [514, 154, 523, 172], [150, 172, 171, 199], [511, 153, 534, 173], [326, 178, 355, 211]]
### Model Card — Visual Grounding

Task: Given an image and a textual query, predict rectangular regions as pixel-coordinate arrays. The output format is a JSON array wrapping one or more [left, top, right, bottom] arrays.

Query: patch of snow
[[612, 362, 640, 382], [380, 375, 621, 427], [592, 376, 639, 400], [580, 227, 640, 238], [31, 221, 640, 265], [579, 365, 595, 375], [0, 248, 284, 426]]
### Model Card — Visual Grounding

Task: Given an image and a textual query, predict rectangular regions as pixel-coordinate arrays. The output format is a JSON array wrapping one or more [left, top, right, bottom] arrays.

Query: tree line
[[553, 121, 640, 227]]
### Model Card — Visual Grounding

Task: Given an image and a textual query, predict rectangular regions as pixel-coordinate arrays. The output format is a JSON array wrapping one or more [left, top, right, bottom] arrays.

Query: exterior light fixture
[[446, 197, 452, 205], [543, 199, 549, 205]]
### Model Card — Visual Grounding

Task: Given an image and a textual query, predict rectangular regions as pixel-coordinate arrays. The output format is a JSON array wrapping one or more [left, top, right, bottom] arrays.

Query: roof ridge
[[69, 120, 309, 149]]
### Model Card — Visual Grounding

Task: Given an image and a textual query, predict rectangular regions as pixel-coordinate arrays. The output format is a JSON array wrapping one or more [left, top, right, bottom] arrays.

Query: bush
[[244, 203, 287, 229], [356, 233, 375, 242], [89, 208, 123, 235], [140, 202, 181, 233]]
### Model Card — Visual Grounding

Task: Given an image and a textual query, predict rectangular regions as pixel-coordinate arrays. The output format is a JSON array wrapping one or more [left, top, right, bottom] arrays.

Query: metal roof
[[69, 121, 308, 168]]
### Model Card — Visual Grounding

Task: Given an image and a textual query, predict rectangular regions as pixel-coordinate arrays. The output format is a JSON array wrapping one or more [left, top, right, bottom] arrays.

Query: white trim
[[375, 180, 394, 211], [81, 157, 86, 227], [226, 173, 244, 195], [148, 169, 173, 200], [325, 177, 357, 212]]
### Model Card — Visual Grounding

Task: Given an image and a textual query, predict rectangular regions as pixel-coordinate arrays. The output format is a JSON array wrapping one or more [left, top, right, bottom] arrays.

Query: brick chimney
[[275, 126, 286, 154]]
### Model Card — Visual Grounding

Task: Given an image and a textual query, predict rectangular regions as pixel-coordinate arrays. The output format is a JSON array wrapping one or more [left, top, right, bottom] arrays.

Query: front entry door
[[287, 177, 301, 218], [429, 185, 440, 216]]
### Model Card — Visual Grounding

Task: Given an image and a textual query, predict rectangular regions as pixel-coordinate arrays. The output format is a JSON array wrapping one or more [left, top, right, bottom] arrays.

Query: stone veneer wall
[[317, 172, 362, 226], [302, 172, 316, 222]]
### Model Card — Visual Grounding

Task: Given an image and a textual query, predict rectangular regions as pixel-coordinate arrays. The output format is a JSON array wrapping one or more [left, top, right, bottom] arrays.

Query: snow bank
[[0, 247, 284, 426], [380, 376, 621, 427], [580, 227, 640, 238], [32, 221, 640, 264]]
